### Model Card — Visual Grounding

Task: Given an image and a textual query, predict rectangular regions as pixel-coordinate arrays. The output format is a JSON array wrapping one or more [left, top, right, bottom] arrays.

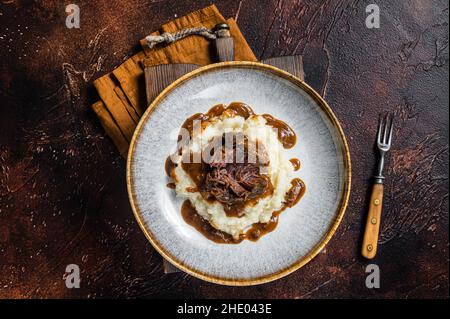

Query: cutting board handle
[[213, 23, 235, 62]]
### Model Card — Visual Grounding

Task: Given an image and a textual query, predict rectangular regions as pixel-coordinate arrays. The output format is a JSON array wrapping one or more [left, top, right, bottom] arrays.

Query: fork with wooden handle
[[362, 114, 394, 259]]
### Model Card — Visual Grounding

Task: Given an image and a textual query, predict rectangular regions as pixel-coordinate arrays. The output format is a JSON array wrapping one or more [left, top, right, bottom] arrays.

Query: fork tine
[[387, 114, 394, 146], [382, 113, 389, 144], [377, 114, 383, 144]]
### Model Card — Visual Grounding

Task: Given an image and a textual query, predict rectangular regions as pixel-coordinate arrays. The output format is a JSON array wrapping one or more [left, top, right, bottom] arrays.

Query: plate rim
[[126, 61, 351, 286]]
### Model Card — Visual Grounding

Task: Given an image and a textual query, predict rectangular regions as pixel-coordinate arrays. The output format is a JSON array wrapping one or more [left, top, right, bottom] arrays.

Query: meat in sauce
[[166, 102, 305, 243]]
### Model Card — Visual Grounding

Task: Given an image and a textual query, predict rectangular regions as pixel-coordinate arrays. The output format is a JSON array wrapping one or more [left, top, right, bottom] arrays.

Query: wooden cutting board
[[144, 55, 304, 106]]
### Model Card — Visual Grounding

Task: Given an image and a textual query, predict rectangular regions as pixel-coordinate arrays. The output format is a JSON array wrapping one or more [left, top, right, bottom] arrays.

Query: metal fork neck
[[373, 176, 385, 184], [374, 152, 386, 184]]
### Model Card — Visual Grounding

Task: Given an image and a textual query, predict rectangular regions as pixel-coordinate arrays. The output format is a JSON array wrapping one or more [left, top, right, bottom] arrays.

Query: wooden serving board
[[144, 55, 304, 109], [144, 55, 304, 273]]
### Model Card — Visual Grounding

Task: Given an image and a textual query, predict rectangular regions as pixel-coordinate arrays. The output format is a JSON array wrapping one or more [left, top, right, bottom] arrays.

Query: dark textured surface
[[0, 0, 448, 298]]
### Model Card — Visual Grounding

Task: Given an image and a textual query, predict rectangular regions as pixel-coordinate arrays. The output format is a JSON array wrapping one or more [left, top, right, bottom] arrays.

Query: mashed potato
[[173, 113, 294, 239]]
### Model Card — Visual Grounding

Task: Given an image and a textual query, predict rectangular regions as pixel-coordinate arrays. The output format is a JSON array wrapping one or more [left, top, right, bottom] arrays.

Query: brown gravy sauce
[[181, 200, 243, 244], [285, 178, 306, 207], [166, 102, 305, 243], [166, 182, 176, 189], [179, 102, 295, 148], [289, 158, 301, 171], [180, 102, 254, 138], [180, 159, 204, 187], [181, 178, 306, 243], [261, 114, 297, 149], [165, 156, 177, 179]]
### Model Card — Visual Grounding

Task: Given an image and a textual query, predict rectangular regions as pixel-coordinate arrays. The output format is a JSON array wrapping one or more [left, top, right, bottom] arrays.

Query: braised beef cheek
[[182, 132, 274, 217]]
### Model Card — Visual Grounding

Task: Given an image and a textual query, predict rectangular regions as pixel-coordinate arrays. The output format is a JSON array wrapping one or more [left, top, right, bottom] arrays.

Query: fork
[[362, 114, 394, 259]]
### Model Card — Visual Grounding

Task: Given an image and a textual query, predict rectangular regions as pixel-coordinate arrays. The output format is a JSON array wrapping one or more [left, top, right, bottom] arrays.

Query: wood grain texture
[[0, 0, 448, 298], [145, 64, 199, 105], [361, 183, 384, 259], [215, 37, 235, 62], [262, 55, 304, 81]]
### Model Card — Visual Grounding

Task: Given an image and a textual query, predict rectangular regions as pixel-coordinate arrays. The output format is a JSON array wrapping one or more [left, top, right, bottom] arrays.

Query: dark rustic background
[[0, 0, 448, 299]]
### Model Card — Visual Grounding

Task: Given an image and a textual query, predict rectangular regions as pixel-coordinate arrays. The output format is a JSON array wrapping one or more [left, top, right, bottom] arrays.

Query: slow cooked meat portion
[[200, 133, 273, 217]]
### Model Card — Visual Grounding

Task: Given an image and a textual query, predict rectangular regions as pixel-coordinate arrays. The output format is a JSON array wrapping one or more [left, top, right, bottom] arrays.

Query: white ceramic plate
[[127, 62, 351, 286]]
